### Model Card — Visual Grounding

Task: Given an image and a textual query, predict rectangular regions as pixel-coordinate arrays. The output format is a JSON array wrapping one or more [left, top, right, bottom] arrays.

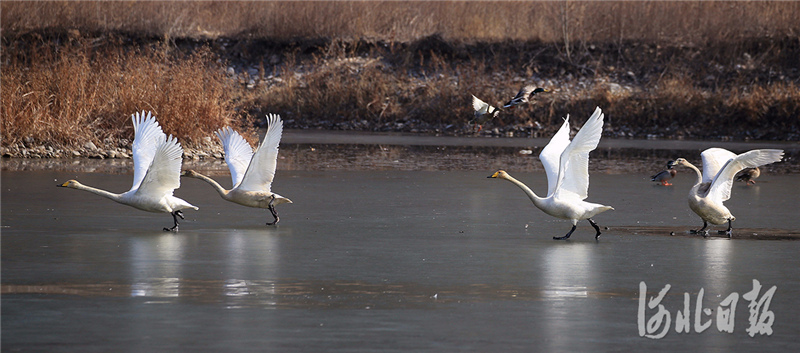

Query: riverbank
[[3, 2, 800, 153], [3, 132, 798, 174]]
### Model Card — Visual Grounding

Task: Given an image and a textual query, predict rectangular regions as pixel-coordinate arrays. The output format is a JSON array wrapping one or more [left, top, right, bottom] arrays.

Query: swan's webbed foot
[[717, 219, 733, 238], [690, 220, 708, 237], [265, 205, 279, 226], [164, 210, 184, 232], [588, 219, 602, 239], [554, 225, 577, 240]]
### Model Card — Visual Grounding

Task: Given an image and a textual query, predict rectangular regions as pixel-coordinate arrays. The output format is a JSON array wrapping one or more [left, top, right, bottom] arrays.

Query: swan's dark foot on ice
[[588, 219, 602, 240], [554, 225, 577, 240], [690, 220, 708, 237], [164, 210, 184, 232], [266, 205, 279, 226], [717, 219, 733, 238]]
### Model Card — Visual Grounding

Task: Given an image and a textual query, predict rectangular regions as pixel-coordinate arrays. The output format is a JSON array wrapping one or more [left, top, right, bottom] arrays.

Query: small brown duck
[[735, 167, 760, 185], [651, 162, 677, 186]]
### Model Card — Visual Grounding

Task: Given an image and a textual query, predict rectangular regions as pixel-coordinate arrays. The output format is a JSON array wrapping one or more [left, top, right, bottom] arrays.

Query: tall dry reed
[[2, 1, 798, 43], [1, 43, 246, 149]]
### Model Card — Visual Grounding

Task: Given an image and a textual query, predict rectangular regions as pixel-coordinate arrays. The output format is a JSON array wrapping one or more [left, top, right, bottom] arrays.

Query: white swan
[[489, 106, 614, 240], [181, 114, 292, 225], [672, 148, 783, 237], [470, 94, 501, 132], [59, 111, 198, 231]]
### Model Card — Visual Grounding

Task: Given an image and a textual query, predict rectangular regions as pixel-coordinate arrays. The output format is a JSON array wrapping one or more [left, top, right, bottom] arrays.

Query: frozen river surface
[[3, 167, 800, 352]]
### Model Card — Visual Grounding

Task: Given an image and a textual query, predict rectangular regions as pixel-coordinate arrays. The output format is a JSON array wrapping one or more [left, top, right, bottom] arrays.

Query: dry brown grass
[[1, 42, 247, 149], [2, 1, 800, 150], [3, 1, 798, 43]]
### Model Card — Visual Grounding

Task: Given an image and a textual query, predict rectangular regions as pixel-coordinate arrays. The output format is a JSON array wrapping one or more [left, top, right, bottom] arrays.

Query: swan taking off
[[671, 148, 784, 237], [489, 107, 614, 240], [182, 114, 292, 225], [59, 111, 198, 231]]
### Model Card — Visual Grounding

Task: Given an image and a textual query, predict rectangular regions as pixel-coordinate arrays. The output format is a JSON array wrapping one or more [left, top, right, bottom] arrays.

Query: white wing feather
[[706, 149, 784, 202], [135, 135, 184, 198], [554, 107, 604, 201], [236, 114, 284, 192], [130, 111, 166, 192], [216, 127, 255, 187], [472, 95, 490, 114], [700, 148, 737, 184], [539, 115, 571, 197]]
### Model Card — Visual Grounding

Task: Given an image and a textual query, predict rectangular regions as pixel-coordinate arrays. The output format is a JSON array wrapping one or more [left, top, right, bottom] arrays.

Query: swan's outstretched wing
[[706, 149, 784, 203], [700, 148, 737, 184], [539, 116, 571, 197], [130, 111, 166, 192], [136, 135, 184, 198], [215, 127, 254, 187], [554, 107, 604, 200], [237, 114, 284, 192]]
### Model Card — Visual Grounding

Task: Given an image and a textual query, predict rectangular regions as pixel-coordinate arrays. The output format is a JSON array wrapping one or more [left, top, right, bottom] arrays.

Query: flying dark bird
[[503, 85, 548, 109]]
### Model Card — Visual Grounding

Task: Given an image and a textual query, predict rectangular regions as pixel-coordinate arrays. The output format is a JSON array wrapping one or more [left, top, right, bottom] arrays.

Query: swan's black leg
[[690, 220, 709, 237], [164, 210, 184, 232], [266, 205, 279, 226], [554, 225, 577, 240], [588, 218, 602, 239], [717, 219, 733, 237]]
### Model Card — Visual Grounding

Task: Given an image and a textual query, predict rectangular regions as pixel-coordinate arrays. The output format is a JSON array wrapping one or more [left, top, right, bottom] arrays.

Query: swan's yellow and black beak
[[487, 171, 500, 178], [58, 181, 69, 187]]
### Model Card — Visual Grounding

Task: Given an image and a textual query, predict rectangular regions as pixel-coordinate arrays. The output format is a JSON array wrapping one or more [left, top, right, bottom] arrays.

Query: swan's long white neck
[[681, 161, 703, 186], [72, 182, 124, 203], [187, 172, 231, 198], [501, 173, 546, 209]]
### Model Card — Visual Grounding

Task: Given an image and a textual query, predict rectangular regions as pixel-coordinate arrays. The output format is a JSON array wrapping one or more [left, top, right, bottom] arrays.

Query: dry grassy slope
[[193, 33, 800, 140], [2, 30, 799, 158]]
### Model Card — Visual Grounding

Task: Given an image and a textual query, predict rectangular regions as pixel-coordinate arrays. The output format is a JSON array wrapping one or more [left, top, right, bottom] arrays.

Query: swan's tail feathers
[[593, 205, 615, 215]]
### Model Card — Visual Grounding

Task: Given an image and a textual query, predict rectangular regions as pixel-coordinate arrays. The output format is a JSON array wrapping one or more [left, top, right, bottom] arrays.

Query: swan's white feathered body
[[490, 107, 613, 240], [59, 111, 197, 231], [182, 114, 291, 225], [673, 148, 784, 236]]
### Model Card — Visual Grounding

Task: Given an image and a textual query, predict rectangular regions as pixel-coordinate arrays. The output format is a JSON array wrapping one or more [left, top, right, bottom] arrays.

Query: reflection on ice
[[131, 278, 181, 298], [541, 286, 589, 299]]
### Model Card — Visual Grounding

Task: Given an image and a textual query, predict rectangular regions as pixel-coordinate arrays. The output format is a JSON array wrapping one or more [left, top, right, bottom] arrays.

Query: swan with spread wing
[[489, 107, 614, 240], [671, 148, 783, 237], [59, 111, 198, 231], [182, 114, 292, 225]]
